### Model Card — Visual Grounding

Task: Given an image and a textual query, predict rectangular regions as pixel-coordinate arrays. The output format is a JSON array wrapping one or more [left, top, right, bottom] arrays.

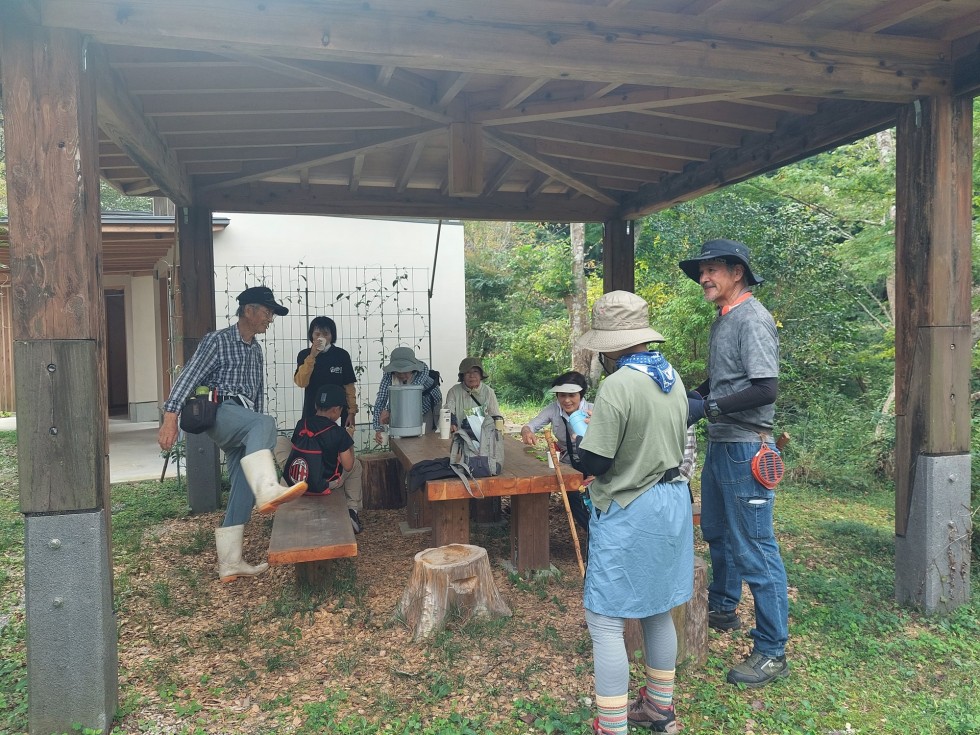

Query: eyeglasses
[[250, 304, 275, 320]]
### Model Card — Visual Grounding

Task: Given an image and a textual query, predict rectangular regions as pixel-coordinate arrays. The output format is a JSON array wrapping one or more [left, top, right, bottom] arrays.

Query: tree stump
[[624, 556, 708, 667], [395, 544, 511, 640], [360, 452, 404, 509]]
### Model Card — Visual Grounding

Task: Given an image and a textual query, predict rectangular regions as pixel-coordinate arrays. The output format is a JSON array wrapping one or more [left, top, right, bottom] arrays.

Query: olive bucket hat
[[678, 239, 763, 286]]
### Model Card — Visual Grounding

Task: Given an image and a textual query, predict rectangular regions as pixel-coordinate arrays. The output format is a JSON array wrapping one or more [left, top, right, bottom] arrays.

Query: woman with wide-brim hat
[[371, 346, 441, 445], [574, 290, 691, 735]]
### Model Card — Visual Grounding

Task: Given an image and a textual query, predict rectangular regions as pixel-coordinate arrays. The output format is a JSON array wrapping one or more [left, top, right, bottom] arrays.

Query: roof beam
[[618, 99, 899, 218], [196, 182, 615, 221], [89, 44, 193, 205], [41, 0, 951, 101]]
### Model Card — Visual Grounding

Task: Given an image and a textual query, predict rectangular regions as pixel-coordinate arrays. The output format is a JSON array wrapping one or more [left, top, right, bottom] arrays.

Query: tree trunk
[[568, 222, 591, 376], [395, 544, 511, 640]]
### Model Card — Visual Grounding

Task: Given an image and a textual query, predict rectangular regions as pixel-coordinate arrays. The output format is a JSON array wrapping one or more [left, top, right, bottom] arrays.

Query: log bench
[[268, 491, 357, 588], [390, 433, 583, 573]]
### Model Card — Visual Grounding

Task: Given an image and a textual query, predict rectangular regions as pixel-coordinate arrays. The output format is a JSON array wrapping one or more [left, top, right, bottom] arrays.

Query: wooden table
[[390, 433, 583, 573]]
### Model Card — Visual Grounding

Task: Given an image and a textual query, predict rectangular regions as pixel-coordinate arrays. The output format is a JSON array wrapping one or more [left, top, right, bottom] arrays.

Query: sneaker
[[708, 608, 742, 631], [626, 687, 680, 733], [726, 651, 789, 688], [349, 509, 363, 534]]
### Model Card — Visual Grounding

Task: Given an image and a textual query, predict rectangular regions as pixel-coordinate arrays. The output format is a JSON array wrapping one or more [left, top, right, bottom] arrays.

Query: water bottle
[[568, 409, 589, 437]]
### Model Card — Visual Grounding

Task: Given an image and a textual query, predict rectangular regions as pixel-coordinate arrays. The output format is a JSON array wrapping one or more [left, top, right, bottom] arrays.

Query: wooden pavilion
[[0, 1, 976, 731]]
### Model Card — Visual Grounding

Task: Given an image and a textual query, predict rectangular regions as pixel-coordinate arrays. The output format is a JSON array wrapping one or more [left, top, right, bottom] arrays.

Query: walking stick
[[543, 428, 586, 578]]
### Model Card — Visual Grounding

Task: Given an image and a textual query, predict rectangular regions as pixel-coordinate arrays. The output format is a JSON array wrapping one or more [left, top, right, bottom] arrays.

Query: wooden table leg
[[432, 498, 470, 546], [510, 493, 550, 573]]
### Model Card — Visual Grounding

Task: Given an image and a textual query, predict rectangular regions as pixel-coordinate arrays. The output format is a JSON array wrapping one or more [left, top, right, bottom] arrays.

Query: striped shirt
[[164, 324, 265, 414]]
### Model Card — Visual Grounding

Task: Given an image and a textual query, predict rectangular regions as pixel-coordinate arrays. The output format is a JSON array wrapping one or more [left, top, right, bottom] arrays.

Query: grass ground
[[0, 423, 978, 735]]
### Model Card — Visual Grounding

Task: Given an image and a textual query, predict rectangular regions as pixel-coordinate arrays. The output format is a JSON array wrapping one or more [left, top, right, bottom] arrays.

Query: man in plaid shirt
[[158, 286, 307, 583]]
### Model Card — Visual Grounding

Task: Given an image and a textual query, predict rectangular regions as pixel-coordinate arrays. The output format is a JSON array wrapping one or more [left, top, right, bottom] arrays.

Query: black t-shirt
[[289, 414, 355, 486], [295, 345, 357, 419]]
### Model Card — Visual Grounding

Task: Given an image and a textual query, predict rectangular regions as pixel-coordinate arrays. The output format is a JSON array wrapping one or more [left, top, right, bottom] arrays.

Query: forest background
[[464, 108, 980, 560]]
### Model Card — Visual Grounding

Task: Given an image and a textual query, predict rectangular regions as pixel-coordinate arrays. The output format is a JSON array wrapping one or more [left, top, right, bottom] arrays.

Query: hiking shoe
[[349, 509, 363, 534], [626, 687, 680, 733], [726, 651, 789, 688], [708, 608, 742, 631]]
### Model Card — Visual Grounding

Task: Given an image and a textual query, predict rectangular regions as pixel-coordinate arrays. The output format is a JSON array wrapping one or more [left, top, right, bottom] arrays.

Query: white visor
[[550, 383, 584, 394]]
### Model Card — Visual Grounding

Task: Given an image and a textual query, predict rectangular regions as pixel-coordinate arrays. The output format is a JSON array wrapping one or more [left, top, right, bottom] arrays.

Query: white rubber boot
[[240, 448, 307, 515], [215, 525, 268, 582]]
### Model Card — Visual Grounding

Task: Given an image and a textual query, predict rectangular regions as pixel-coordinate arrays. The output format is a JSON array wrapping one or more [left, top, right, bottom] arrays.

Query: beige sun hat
[[576, 290, 665, 352]]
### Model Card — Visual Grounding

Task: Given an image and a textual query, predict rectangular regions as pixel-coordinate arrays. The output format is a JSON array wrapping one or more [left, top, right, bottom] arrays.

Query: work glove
[[687, 390, 706, 427]]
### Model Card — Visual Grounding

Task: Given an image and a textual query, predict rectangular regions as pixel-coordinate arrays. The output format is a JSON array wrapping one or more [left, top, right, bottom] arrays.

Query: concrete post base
[[186, 432, 221, 514], [25, 510, 117, 734], [895, 453, 972, 613]]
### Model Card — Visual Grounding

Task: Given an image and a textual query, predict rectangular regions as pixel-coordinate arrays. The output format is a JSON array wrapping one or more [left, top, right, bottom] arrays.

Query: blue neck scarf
[[617, 351, 676, 393]]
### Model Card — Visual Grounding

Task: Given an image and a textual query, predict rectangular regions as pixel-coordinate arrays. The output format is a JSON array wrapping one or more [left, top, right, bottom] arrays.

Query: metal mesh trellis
[[214, 263, 432, 451]]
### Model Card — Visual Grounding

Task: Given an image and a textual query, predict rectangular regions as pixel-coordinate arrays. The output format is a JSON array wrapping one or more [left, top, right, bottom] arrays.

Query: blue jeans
[[701, 441, 788, 658], [205, 401, 277, 527]]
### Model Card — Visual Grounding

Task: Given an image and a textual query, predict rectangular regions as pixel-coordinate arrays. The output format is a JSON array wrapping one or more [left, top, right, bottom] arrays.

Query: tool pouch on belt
[[751, 432, 784, 490], [179, 390, 218, 434]]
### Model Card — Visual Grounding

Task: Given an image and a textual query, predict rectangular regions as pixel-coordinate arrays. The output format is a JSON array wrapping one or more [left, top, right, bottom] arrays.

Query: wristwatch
[[705, 399, 722, 421]]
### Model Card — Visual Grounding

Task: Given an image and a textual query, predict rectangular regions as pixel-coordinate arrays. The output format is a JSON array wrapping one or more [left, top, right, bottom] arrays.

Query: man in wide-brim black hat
[[679, 239, 790, 689]]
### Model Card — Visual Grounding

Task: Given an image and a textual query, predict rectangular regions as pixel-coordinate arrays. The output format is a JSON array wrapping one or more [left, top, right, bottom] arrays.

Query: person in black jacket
[[294, 316, 358, 431]]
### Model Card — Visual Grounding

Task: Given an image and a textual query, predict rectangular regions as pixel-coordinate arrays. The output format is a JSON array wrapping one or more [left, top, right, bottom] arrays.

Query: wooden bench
[[390, 433, 583, 573], [268, 491, 357, 587]]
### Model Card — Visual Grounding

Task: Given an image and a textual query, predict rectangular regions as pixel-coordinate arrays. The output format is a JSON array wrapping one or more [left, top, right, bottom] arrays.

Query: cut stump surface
[[395, 543, 511, 641]]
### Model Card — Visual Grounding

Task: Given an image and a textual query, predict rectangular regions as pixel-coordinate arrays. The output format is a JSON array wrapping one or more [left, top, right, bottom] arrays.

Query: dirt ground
[[117, 494, 598, 733], [115, 490, 746, 734]]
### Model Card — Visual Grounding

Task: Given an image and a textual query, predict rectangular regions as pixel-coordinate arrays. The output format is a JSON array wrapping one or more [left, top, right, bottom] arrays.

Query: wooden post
[[175, 207, 222, 513], [603, 220, 635, 294], [510, 494, 550, 573], [893, 95, 973, 612], [359, 452, 404, 509], [1, 17, 117, 733]]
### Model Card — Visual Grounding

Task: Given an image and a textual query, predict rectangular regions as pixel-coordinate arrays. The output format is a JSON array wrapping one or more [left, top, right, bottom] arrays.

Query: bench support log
[[510, 494, 550, 573], [396, 544, 511, 640], [360, 452, 404, 510], [624, 557, 708, 667]]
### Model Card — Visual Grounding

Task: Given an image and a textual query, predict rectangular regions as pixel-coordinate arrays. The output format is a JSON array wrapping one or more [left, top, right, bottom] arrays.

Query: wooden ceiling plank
[[534, 138, 686, 173], [636, 102, 783, 132], [619, 99, 899, 218], [767, 0, 839, 25], [483, 130, 618, 206], [153, 110, 428, 134], [473, 88, 744, 126], [507, 120, 715, 160], [852, 0, 948, 34], [199, 126, 442, 191], [178, 146, 298, 162], [220, 52, 451, 123], [89, 43, 193, 205], [42, 0, 950, 100], [166, 130, 356, 150], [573, 113, 745, 147], [138, 90, 387, 116]]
